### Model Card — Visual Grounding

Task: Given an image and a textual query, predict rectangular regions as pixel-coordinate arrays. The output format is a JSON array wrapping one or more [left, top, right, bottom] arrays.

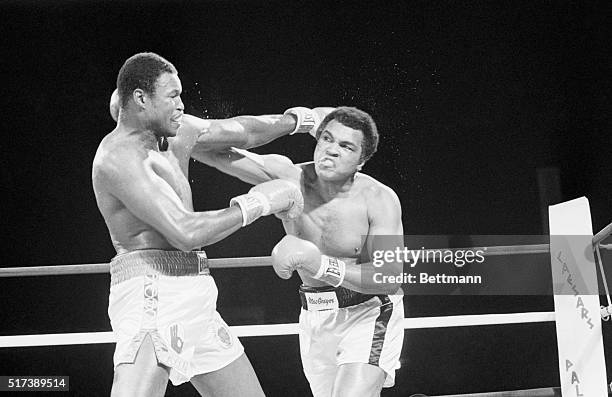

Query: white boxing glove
[[230, 179, 304, 226], [284, 107, 320, 137], [271, 236, 346, 287]]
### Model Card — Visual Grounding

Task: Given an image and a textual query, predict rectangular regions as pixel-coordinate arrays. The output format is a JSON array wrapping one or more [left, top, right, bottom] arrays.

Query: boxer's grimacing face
[[313, 120, 364, 181], [146, 72, 184, 137]]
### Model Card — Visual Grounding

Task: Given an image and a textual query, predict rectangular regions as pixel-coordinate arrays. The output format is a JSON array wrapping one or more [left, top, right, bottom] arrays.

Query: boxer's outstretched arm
[[186, 114, 295, 153], [193, 148, 301, 185], [187, 106, 333, 153], [109, 88, 332, 153]]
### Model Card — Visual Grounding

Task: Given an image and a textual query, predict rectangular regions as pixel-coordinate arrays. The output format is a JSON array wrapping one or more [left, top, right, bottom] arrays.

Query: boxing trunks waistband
[[110, 249, 209, 286], [299, 285, 383, 311]]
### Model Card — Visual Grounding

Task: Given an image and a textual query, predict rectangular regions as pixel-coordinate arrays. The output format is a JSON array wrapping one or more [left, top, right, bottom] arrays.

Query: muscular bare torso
[[92, 129, 192, 255], [284, 164, 378, 287]]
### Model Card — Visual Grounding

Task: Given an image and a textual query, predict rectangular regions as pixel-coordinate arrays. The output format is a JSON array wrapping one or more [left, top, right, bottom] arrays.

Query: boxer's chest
[[296, 194, 369, 258]]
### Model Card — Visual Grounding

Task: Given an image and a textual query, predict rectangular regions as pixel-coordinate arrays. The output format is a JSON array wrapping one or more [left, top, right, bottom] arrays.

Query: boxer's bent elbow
[[167, 232, 200, 252], [170, 227, 215, 252], [166, 210, 240, 251], [165, 215, 211, 252]]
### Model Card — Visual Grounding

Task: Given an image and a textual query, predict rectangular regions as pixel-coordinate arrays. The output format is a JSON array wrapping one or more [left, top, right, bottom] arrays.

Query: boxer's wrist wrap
[[313, 255, 346, 287], [230, 192, 270, 226], [284, 107, 316, 135]]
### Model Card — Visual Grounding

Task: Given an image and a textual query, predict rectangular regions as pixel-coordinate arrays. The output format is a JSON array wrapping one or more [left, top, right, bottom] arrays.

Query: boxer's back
[[92, 129, 190, 254]]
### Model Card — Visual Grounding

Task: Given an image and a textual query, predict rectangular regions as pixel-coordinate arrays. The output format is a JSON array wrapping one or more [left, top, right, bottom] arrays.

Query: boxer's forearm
[[297, 255, 402, 295], [232, 114, 297, 149], [193, 106, 332, 152], [340, 261, 403, 295], [156, 206, 244, 252], [192, 114, 295, 152]]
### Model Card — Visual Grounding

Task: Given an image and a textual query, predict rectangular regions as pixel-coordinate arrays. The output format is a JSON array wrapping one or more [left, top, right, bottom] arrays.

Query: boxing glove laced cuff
[[284, 107, 316, 135], [313, 255, 346, 287], [229, 192, 270, 226]]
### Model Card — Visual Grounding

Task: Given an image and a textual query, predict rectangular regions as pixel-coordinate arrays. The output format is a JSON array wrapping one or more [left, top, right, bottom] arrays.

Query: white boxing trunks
[[108, 250, 244, 385], [298, 285, 404, 397]]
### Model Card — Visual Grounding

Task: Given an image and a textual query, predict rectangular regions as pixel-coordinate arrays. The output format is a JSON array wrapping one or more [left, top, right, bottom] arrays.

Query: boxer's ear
[[133, 88, 147, 109], [109, 89, 120, 122]]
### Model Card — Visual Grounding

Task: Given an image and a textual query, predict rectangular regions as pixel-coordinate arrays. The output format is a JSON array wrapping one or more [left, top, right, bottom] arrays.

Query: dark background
[[1, 0, 611, 396]]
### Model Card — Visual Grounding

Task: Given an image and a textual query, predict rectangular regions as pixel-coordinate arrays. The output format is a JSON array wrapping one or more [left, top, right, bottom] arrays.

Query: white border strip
[[0, 312, 554, 348]]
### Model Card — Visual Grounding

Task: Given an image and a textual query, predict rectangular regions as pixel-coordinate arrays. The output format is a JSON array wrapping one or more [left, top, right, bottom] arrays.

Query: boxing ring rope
[[0, 256, 272, 277], [593, 221, 612, 246], [0, 312, 556, 348], [3, 227, 612, 397], [0, 244, 553, 278], [594, 222, 612, 317]]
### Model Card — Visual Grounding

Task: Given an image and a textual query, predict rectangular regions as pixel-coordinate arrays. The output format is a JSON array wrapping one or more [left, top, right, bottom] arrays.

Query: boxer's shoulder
[[264, 154, 302, 182], [94, 130, 157, 182], [355, 173, 400, 206]]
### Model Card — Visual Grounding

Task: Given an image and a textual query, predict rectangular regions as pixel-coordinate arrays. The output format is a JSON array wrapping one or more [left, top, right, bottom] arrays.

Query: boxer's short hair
[[117, 52, 177, 108], [315, 107, 379, 162]]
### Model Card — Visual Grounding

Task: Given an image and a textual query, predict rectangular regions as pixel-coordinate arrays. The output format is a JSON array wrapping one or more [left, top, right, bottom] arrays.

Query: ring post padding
[[548, 197, 607, 396]]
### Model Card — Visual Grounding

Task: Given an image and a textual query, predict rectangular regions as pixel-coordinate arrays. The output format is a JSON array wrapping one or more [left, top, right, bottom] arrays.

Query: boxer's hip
[[109, 249, 210, 286]]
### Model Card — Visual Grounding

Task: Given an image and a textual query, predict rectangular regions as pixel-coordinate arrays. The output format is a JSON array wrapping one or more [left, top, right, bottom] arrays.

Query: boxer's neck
[[315, 173, 356, 200]]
